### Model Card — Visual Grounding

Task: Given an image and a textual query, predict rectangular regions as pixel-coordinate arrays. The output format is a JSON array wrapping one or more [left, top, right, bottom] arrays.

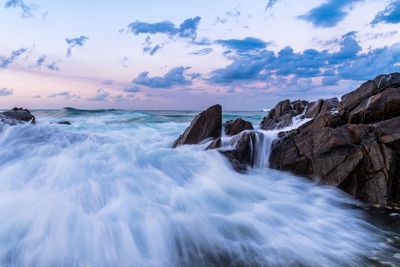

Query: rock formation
[[0, 107, 35, 124], [270, 73, 400, 206], [172, 104, 222, 148], [224, 118, 254, 136], [260, 100, 309, 130]]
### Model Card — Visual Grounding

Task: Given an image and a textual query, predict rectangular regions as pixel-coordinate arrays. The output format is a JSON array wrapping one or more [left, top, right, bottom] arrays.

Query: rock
[[173, 104, 222, 148], [260, 99, 309, 130], [206, 137, 221, 150], [269, 73, 400, 206], [57, 121, 72, 125], [1, 107, 35, 123], [348, 87, 400, 124], [224, 118, 253, 136], [305, 98, 339, 118], [220, 131, 259, 172]]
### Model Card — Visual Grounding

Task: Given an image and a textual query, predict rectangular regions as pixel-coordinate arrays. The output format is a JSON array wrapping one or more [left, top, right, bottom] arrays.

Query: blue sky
[[0, 0, 399, 110]]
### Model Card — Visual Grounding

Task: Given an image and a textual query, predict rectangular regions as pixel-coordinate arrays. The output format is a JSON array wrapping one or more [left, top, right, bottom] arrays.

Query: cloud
[[215, 6, 241, 24], [215, 37, 268, 53], [132, 66, 196, 88], [65, 36, 89, 57], [33, 55, 60, 71], [102, 80, 114, 85], [0, 88, 14, 96], [86, 88, 110, 101], [298, 0, 361, 28], [142, 36, 163, 56], [266, 0, 279, 10], [372, 1, 400, 25], [0, 48, 28, 69], [208, 32, 400, 87], [127, 16, 201, 40], [124, 85, 141, 93], [4, 0, 37, 18], [190, 48, 213, 56], [47, 91, 79, 100]]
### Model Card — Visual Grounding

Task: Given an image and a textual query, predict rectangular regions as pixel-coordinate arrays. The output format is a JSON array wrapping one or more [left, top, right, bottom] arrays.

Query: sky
[[0, 0, 399, 110]]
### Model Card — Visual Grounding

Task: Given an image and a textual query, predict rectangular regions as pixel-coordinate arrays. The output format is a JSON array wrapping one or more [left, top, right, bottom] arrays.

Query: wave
[[0, 113, 398, 266]]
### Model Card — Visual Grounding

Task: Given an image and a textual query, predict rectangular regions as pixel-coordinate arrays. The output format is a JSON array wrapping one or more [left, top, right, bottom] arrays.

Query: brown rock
[[173, 104, 222, 148], [224, 118, 253, 136], [260, 99, 309, 130]]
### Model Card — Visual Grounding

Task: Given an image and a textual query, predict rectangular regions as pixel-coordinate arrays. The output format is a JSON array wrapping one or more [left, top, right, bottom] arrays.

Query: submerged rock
[[57, 121, 72, 125], [0, 107, 35, 123], [269, 73, 400, 206], [173, 104, 222, 148], [224, 118, 253, 136]]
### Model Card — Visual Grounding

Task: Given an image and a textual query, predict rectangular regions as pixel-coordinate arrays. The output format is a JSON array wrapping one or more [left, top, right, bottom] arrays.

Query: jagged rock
[[224, 118, 253, 136], [305, 98, 339, 118], [260, 99, 309, 130], [269, 73, 400, 206], [173, 104, 222, 148], [220, 131, 259, 172], [1, 107, 35, 123], [348, 87, 400, 124]]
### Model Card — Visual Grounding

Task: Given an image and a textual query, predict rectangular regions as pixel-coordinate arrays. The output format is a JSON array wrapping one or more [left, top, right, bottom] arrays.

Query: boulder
[[173, 104, 222, 148], [260, 99, 309, 130], [1, 107, 35, 123], [220, 131, 260, 172], [305, 98, 339, 118], [224, 118, 253, 136], [269, 73, 400, 206]]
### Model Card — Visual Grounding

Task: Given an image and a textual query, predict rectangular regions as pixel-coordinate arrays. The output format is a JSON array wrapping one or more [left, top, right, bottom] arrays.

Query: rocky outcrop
[[224, 118, 253, 136], [305, 98, 339, 118], [173, 104, 222, 148], [260, 100, 309, 130], [0, 107, 35, 123], [57, 121, 72, 125], [220, 131, 260, 172], [269, 73, 400, 206]]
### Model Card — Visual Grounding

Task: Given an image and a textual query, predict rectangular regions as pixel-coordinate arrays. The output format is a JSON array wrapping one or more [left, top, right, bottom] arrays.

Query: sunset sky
[[0, 0, 399, 110]]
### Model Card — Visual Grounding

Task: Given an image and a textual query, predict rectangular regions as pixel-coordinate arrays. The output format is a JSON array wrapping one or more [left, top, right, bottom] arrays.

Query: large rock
[[305, 98, 339, 118], [269, 73, 400, 206], [224, 118, 253, 136], [260, 100, 309, 130], [0, 107, 35, 123], [173, 104, 222, 148]]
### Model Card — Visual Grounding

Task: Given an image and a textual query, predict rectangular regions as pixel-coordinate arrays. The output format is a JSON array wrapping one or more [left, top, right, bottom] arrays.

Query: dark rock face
[[224, 118, 253, 136], [1, 107, 35, 123], [220, 131, 260, 172], [305, 98, 339, 118], [173, 104, 222, 148], [260, 100, 309, 130], [57, 121, 72, 125], [269, 73, 400, 206]]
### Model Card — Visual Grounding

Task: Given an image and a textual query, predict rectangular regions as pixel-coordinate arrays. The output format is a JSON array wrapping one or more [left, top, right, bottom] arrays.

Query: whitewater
[[0, 108, 399, 267]]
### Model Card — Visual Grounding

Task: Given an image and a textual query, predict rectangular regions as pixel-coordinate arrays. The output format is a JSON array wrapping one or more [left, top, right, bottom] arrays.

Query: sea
[[0, 108, 399, 267]]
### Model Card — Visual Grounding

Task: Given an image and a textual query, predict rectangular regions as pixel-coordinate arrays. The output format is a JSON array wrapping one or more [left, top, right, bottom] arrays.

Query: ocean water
[[0, 108, 399, 267]]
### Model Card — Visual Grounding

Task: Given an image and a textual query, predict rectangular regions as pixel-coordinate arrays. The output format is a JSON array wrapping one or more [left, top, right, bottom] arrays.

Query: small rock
[[224, 118, 253, 136]]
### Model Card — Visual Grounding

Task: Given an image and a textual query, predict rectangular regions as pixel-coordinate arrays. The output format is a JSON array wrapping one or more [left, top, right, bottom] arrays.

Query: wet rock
[[224, 118, 253, 136], [305, 98, 339, 118], [269, 73, 400, 206], [206, 137, 221, 150], [1, 107, 35, 123], [173, 104, 222, 148], [260, 99, 309, 130], [57, 121, 72, 125], [220, 131, 259, 172]]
